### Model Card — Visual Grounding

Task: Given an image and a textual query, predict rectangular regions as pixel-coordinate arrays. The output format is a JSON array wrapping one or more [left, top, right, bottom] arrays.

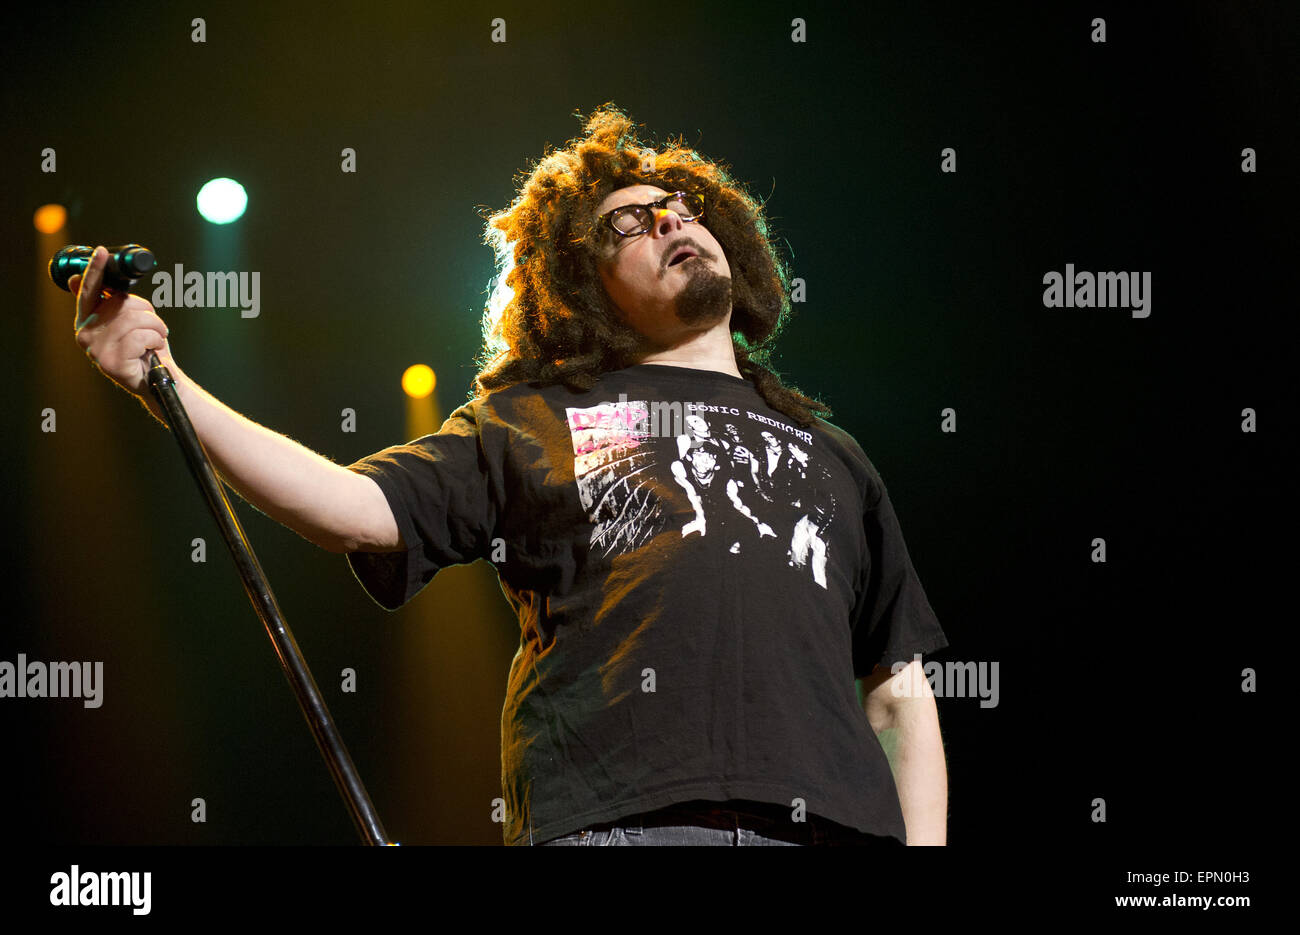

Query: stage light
[[34, 204, 66, 233], [402, 365, 436, 399], [196, 178, 248, 225]]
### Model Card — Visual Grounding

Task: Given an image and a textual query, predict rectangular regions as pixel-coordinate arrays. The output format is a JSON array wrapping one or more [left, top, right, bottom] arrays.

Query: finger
[[74, 290, 128, 342], [75, 246, 109, 329], [104, 302, 168, 339], [74, 313, 99, 339], [121, 328, 167, 363], [69, 271, 86, 330], [125, 317, 170, 352]]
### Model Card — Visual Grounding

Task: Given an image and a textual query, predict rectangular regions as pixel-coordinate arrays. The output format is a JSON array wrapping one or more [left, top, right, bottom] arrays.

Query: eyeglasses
[[598, 191, 705, 238]]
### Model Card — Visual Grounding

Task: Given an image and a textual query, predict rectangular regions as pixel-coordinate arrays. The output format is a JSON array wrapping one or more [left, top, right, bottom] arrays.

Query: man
[[672, 415, 776, 552], [70, 103, 948, 846]]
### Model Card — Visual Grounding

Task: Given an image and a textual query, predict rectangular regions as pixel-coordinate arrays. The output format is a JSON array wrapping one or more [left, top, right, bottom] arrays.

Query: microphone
[[49, 244, 157, 293]]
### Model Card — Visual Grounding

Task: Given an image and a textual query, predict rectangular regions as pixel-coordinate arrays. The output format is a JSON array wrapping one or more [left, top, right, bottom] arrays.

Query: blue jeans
[[535, 800, 904, 847]]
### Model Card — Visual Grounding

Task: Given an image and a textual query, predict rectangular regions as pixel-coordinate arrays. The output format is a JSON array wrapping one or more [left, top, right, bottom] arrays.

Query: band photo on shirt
[[566, 398, 837, 588]]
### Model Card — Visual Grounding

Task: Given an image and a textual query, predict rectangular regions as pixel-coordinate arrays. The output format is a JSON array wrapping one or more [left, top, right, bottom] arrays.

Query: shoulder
[[810, 415, 886, 505], [468, 374, 600, 412], [449, 378, 599, 443]]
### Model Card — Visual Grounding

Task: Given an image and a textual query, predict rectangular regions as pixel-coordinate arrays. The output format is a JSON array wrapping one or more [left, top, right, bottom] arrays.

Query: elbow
[[313, 529, 357, 554], [865, 699, 899, 735], [862, 660, 935, 731]]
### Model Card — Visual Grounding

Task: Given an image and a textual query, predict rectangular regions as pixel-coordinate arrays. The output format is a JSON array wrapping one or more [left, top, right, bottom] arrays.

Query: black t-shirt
[[345, 363, 948, 845]]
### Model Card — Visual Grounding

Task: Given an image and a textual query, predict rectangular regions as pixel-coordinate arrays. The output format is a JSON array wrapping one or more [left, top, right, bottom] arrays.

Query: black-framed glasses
[[598, 191, 705, 238]]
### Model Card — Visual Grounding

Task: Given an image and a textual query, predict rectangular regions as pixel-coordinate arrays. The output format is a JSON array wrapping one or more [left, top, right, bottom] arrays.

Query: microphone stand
[[145, 350, 394, 846]]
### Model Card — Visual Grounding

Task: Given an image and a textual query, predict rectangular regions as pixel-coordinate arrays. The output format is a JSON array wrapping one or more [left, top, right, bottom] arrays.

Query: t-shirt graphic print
[[565, 397, 838, 589]]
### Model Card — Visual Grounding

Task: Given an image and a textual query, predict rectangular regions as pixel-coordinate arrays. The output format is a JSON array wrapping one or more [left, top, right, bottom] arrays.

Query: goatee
[[675, 263, 733, 327]]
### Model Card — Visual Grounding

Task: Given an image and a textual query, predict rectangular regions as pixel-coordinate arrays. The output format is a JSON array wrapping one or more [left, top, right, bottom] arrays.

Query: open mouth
[[668, 250, 699, 267]]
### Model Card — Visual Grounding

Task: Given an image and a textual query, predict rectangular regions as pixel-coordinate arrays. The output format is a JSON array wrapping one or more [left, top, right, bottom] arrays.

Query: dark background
[[1, 0, 1292, 851]]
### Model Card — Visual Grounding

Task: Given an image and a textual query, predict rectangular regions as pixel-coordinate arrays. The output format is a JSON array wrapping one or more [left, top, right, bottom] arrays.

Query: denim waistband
[[590, 799, 871, 844]]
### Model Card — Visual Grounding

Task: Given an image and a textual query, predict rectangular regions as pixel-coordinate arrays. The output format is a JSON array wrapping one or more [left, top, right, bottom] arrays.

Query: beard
[[673, 260, 733, 327]]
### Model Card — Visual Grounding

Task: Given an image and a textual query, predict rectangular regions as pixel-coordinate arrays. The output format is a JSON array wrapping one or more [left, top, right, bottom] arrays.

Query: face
[[689, 447, 717, 475], [594, 183, 733, 347]]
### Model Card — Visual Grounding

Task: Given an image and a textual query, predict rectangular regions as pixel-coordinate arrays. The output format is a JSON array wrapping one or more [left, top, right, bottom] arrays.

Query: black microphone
[[49, 244, 157, 293]]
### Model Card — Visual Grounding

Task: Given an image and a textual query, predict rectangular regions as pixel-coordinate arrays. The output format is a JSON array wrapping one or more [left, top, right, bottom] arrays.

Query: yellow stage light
[[34, 204, 66, 234], [402, 364, 436, 399]]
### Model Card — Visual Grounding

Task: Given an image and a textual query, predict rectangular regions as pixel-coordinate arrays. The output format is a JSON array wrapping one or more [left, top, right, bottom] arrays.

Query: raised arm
[[70, 245, 402, 555]]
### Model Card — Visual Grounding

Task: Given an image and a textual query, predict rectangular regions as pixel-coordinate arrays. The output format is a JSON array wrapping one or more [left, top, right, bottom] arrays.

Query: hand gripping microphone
[[49, 244, 157, 293]]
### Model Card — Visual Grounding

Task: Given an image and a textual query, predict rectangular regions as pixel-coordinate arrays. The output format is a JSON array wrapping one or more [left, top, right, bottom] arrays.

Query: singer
[[69, 103, 948, 846]]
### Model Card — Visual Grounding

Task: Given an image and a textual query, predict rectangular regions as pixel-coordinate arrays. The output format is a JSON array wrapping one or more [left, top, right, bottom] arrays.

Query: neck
[[633, 316, 743, 379]]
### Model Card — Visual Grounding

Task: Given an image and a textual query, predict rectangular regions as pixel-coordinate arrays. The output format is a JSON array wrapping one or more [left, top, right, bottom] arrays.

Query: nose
[[648, 206, 683, 237]]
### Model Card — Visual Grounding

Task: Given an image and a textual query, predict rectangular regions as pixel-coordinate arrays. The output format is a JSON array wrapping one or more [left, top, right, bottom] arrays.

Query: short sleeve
[[850, 478, 949, 677], [344, 403, 498, 611]]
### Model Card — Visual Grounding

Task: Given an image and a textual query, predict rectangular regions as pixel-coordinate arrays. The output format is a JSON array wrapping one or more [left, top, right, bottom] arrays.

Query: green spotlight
[[196, 178, 248, 225]]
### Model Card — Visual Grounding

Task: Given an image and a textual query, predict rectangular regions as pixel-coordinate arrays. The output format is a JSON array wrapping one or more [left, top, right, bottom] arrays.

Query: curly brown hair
[[474, 102, 831, 427]]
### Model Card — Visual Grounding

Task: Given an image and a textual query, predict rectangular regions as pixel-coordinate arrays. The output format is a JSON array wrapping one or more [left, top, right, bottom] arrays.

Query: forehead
[[596, 184, 670, 216]]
